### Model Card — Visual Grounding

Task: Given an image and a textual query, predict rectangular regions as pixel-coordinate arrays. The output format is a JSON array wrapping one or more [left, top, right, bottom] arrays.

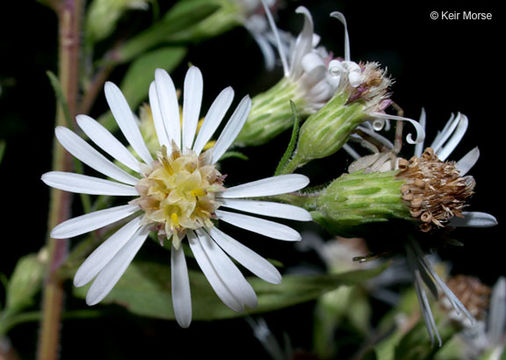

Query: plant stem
[[38, 1, 82, 359]]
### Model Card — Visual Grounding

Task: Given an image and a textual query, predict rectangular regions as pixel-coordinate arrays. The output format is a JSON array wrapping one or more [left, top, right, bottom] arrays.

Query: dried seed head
[[397, 148, 475, 232], [441, 275, 491, 321]]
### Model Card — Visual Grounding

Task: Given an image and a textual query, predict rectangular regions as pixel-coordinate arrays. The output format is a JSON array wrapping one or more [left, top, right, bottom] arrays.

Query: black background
[[0, 0, 503, 359]]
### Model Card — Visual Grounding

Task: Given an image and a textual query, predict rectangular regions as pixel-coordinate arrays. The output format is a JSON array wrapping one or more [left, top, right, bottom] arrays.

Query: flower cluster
[[33, 2, 499, 355]]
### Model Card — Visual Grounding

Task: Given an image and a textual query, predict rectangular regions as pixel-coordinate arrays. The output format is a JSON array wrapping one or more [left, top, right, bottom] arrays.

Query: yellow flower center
[[133, 146, 224, 248]]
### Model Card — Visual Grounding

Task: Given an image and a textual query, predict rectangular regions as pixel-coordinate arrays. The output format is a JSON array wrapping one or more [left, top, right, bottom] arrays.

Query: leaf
[[275, 101, 300, 176], [46, 71, 73, 129], [73, 261, 388, 321], [219, 151, 249, 161], [116, 1, 219, 64], [121, 46, 187, 110], [98, 46, 187, 131]]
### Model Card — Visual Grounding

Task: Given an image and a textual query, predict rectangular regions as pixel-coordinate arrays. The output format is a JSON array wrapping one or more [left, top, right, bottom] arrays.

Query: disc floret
[[133, 145, 225, 248]]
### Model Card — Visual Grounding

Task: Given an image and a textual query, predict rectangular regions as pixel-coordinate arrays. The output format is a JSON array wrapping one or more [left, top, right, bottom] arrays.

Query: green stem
[[38, 1, 82, 359]]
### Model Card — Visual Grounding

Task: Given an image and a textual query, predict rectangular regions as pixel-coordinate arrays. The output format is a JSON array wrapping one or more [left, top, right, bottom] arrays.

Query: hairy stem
[[38, 1, 82, 359]]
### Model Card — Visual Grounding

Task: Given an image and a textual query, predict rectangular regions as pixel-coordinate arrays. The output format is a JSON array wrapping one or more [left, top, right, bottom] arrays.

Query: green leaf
[[116, 1, 219, 64], [275, 101, 300, 176], [219, 151, 249, 161], [73, 261, 388, 321], [98, 46, 187, 131], [121, 46, 187, 109], [46, 71, 73, 129]]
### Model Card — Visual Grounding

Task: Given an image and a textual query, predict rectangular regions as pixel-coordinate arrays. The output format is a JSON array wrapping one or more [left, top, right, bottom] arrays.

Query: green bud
[[234, 78, 307, 147], [6, 253, 46, 314], [311, 170, 412, 237], [286, 92, 366, 172]]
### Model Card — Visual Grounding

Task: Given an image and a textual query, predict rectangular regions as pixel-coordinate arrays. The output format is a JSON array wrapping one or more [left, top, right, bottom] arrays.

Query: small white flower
[[263, 4, 424, 142], [42, 66, 311, 328], [261, 4, 340, 112]]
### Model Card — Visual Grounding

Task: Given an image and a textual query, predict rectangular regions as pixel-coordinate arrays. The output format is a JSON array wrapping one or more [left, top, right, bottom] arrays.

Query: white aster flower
[[41, 66, 311, 328], [264, 4, 339, 113]]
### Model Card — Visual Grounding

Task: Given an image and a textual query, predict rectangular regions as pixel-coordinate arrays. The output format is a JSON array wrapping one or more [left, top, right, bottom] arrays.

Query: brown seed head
[[442, 275, 491, 320], [396, 148, 475, 231]]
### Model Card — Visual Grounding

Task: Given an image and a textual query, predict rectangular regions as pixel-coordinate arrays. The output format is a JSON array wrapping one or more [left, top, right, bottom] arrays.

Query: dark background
[[0, 0, 502, 359]]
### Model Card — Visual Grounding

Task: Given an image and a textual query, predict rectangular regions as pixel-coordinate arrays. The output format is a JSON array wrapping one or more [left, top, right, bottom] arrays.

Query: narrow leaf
[[275, 101, 300, 176]]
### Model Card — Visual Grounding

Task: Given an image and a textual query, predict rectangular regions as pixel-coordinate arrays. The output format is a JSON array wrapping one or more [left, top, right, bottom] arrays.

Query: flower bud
[[288, 93, 367, 169]]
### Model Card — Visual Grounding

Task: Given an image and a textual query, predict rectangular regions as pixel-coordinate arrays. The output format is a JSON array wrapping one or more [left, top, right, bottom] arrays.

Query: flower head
[[42, 66, 311, 327], [346, 110, 497, 230], [337, 110, 499, 344]]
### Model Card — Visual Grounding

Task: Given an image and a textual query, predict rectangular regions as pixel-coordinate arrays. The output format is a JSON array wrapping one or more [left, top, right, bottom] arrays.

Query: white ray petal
[[42, 171, 138, 196], [369, 112, 425, 144], [330, 11, 350, 62], [197, 229, 257, 308], [220, 199, 312, 221], [86, 225, 150, 305], [251, 33, 276, 70], [414, 108, 426, 157], [456, 147, 480, 175], [220, 174, 309, 198], [171, 244, 192, 328], [193, 87, 234, 155], [343, 143, 360, 160], [148, 82, 171, 147], [436, 113, 469, 161], [56, 127, 140, 186], [413, 270, 442, 346], [104, 82, 153, 164], [182, 66, 203, 150], [51, 204, 139, 239], [210, 95, 251, 164], [289, 6, 314, 79], [77, 115, 142, 173], [209, 227, 281, 284], [215, 210, 301, 241], [430, 113, 456, 151], [74, 216, 144, 287], [187, 231, 243, 312], [261, 0, 289, 76], [488, 277, 506, 345], [155, 69, 181, 148], [448, 212, 498, 228]]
